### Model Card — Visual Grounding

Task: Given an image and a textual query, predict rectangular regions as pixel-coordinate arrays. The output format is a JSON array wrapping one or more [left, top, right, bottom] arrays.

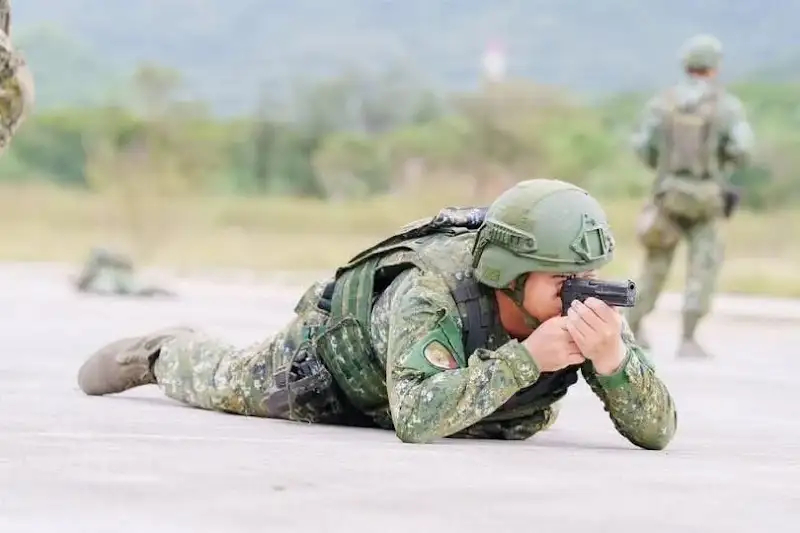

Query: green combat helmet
[[471, 178, 616, 326], [680, 34, 723, 70]]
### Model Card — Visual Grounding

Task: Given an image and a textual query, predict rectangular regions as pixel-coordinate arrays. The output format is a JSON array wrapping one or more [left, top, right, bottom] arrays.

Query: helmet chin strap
[[502, 273, 541, 330]]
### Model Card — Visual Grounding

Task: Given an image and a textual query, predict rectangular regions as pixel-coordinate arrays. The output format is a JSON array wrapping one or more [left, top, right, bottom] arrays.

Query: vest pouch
[[635, 202, 682, 250], [660, 86, 720, 178], [656, 175, 724, 222], [314, 315, 388, 413], [264, 338, 348, 424], [664, 109, 713, 176]]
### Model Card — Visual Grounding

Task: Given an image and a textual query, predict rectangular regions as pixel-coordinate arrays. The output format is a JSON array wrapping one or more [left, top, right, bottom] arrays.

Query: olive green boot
[[77, 327, 194, 395]]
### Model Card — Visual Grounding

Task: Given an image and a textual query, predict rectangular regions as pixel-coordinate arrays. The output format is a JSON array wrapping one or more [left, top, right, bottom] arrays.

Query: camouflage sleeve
[[384, 270, 541, 444], [719, 94, 755, 168], [580, 318, 677, 450], [0, 27, 34, 155], [629, 94, 664, 169], [449, 404, 560, 441]]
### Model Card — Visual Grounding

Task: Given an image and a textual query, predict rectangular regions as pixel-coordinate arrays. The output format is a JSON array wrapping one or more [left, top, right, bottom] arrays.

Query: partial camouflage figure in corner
[[73, 247, 175, 297], [0, 0, 35, 155], [626, 34, 755, 359]]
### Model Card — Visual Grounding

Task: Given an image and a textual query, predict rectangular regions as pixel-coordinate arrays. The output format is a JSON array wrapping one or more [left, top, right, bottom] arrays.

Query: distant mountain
[[10, 0, 800, 114]]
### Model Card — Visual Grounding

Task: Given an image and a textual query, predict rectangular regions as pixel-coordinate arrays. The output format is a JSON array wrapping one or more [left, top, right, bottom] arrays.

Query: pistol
[[560, 278, 638, 316]]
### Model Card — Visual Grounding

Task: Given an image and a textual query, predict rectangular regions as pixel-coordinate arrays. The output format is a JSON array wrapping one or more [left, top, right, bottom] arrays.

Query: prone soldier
[[76, 179, 677, 449]]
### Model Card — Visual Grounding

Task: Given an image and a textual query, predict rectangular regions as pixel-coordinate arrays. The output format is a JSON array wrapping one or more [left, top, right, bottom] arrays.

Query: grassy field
[[1, 183, 797, 296]]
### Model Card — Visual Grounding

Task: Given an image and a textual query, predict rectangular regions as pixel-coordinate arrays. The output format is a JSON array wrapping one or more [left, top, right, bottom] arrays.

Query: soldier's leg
[[152, 331, 279, 416], [627, 204, 683, 348], [78, 281, 351, 423], [153, 318, 323, 419], [626, 246, 677, 348], [678, 218, 723, 357]]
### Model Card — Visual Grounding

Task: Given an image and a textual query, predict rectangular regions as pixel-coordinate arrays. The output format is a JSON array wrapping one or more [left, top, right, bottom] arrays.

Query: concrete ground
[[1, 263, 798, 533]]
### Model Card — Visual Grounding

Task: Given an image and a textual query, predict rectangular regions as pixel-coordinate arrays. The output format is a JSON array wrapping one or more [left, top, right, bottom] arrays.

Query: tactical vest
[[658, 85, 722, 180], [313, 207, 580, 423], [650, 85, 729, 221]]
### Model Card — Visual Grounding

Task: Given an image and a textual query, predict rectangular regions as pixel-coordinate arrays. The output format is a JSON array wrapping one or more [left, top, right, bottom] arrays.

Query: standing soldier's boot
[[77, 327, 194, 395], [676, 312, 711, 358]]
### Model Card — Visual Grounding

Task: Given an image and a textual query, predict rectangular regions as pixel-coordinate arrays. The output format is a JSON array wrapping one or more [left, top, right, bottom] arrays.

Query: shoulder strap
[[449, 272, 493, 356], [447, 272, 582, 418]]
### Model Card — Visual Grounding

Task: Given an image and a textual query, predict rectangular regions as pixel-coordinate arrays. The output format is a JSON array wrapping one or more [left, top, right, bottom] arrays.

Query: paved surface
[[1, 264, 799, 532]]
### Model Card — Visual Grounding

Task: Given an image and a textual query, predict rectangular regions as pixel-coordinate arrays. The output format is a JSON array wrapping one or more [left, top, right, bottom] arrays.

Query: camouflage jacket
[[630, 77, 754, 175], [0, 4, 34, 155], [315, 217, 677, 448]]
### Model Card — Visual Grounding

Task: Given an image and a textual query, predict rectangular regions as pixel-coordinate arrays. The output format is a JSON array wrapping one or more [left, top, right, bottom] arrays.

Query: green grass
[[1, 183, 797, 296]]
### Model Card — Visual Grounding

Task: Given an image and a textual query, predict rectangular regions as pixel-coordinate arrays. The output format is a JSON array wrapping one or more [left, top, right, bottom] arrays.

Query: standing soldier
[[0, 0, 34, 154], [626, 34, 754, 358]]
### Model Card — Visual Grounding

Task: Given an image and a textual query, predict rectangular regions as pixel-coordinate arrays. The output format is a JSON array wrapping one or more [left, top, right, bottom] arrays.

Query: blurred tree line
[[2, 61, 799, 210]]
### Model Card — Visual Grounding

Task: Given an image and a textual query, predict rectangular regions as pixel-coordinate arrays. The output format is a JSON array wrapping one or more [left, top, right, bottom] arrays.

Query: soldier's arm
[[384, 270, 541, 444], [579, 318, 677, 450], [449, 405, 560, 440], [0, 27, 34, 154], [720, 94, 755, 168], [629, 95, 664, 169]]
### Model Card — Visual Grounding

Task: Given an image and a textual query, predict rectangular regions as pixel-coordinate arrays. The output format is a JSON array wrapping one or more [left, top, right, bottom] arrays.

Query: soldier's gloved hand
[[522, 316, 585, 372], [564, 298, 625, 375]]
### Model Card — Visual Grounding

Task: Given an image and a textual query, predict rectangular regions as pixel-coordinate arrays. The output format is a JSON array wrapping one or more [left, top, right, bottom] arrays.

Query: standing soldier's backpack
[[653, 86, 725, 221]]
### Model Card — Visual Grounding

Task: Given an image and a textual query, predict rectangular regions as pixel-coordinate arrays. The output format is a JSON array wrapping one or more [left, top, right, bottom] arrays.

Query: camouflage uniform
[[0, 1, 34, 154], [74, 247, 174, 297], [626, 34, 754, 357], [78, 180, 677, 449]]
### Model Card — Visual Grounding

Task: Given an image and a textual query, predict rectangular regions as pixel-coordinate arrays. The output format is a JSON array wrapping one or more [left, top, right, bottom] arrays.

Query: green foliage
[[5, 61, 800, 209], [313, 133, 391, 198], [4, 110, 89, 185]]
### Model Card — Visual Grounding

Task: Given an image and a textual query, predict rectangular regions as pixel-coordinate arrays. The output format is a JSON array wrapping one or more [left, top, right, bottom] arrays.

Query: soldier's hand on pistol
[[522, 316, 585, 372], [564, 298, 625, 375]]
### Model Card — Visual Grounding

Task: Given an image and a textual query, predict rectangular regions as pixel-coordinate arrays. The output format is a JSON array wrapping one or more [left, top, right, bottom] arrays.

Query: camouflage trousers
[[151, 282, 366, 424], [627, 215, 723, 335]]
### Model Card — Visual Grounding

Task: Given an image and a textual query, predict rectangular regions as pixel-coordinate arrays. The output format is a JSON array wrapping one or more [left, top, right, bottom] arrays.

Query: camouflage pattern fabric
[[155, 280, 358, 423], [153, 235, 677, 448], [627, 217, 721, 334], [628, 76, 754, 338], [0, 1, 34, 155]]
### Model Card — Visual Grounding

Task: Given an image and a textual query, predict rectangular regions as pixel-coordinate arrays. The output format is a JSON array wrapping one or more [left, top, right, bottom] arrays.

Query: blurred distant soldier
[[74, 247, 175, 297], [626, 34, 755, 358], [0, 0, 35, 154]]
